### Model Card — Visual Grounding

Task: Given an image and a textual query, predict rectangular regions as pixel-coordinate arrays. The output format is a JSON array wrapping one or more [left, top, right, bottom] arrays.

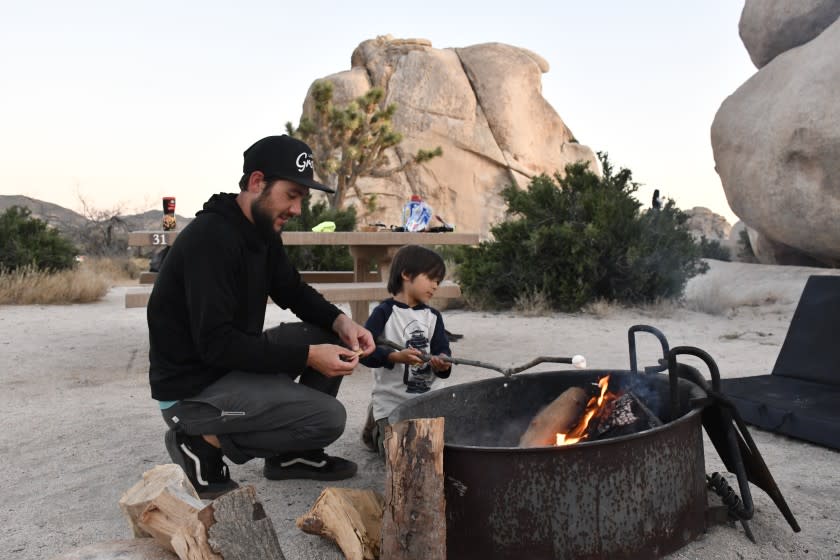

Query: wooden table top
[[128, 230, 480, 247]]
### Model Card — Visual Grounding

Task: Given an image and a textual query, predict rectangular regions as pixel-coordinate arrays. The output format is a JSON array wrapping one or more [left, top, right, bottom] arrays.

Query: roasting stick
[[376, 337, 587, 377]]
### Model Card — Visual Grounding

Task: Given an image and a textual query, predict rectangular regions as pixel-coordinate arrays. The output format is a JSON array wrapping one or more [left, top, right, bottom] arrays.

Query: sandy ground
[[1, 260, 838, 559]]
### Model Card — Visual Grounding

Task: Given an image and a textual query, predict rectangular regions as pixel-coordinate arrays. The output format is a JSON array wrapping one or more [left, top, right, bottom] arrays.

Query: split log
[[381, 417, 446, 560], [119, 464, 283, 560], [143, 489, 217, 560], [118, 464, 205, 542], [519, 387, 590, 447], [296, 487, 384, 560]]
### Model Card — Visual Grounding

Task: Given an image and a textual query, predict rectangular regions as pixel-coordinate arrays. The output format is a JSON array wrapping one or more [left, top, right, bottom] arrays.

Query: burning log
[[519, 375, 665, 448], [586, 391, 663, 440], [519, 387, 591, 447]]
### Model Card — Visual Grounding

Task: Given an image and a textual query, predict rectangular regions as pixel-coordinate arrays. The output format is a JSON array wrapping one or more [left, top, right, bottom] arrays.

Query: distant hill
[[0, 195, 192, 234]]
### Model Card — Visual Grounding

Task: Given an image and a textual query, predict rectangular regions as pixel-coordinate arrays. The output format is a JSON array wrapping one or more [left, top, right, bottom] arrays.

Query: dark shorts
[[161, 322, 346, 463]]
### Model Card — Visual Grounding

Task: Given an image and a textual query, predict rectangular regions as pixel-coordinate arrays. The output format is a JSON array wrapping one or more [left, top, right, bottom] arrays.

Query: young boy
[[360, 245, 452, 457]]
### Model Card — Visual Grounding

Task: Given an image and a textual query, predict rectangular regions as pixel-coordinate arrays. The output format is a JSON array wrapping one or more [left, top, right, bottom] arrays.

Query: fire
[[555, 375, 615, 446]]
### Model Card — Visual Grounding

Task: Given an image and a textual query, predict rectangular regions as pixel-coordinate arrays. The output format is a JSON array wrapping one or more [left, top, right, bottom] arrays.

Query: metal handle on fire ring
[[627, 324, 670, 374], [666, 346, 801, 535], [666, 347, 755, 531], [375, 337, 586, 377]]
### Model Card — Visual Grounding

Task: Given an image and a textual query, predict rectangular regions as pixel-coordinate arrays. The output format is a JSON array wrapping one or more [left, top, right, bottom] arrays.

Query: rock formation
[[684, 206, 731, 241], [711, 5, 840, 266], [739, 0, 840, 68], [299, 36, 597, 238]]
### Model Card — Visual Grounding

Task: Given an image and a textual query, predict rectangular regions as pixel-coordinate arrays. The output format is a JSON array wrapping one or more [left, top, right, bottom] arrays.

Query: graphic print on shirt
[[402, 319, 434, 394]]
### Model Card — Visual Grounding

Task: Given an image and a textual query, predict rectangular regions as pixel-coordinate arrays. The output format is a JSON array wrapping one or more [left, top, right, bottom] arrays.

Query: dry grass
[[513, 288, 553, 316], [82, 256, 146, 284], [683, 280, 784, 316], [0, 265, 109, 304], [582, 298, 615, 318], [683, 282, 735, 315], [581, 297, 679, 319], [0, 257, 146, 305], [634, 298, 680, 318]]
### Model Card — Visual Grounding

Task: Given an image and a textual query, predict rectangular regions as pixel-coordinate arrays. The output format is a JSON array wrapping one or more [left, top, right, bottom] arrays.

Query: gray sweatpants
[[160, 322, 346, 463]]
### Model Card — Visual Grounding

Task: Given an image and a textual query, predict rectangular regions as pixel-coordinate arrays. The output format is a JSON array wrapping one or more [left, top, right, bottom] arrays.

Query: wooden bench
[[125, 280, 463, 316], [138, 270, 355, 285]]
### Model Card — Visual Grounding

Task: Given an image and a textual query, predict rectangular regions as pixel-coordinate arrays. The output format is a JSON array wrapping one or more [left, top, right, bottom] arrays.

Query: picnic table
[[127, 230, 480, 322]]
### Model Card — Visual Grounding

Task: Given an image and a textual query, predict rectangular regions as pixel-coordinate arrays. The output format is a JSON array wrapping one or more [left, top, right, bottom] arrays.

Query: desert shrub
[[698, 235, 731, 261], [283, 195, 356, 270], [457, 154, 707, 311], [0, 206, 77, 272]]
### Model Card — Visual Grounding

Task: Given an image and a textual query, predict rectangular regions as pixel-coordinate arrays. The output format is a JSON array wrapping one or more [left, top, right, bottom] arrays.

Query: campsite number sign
[[151, 233, 169, 246]]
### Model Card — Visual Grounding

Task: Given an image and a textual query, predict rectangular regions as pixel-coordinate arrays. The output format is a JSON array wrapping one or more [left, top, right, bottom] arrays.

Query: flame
[[555, 375, 614, 446]]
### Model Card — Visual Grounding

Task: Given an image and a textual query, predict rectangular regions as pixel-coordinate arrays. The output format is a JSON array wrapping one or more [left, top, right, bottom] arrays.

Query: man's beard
[[251, 196, 283, 244]]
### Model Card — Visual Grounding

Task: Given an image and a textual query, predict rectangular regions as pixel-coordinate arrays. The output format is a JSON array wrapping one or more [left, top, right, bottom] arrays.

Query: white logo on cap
[[296, 152, 314, 173]]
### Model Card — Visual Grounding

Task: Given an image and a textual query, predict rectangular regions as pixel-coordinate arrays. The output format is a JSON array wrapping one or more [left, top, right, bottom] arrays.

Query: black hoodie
[[147, 193, 343, 400]]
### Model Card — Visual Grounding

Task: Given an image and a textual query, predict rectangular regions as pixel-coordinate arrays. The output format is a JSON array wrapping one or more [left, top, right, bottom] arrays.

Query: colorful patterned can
[[162, 197, 176, 230]]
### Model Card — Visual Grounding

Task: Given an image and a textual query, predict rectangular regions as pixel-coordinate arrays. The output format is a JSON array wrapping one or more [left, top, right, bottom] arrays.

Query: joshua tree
[[286, 80, 442, 210]]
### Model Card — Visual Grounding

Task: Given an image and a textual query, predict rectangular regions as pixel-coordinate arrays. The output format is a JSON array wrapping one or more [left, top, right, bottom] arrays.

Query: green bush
[[284, 196, 357, 270], [0, 206, 77, 272], [698, 235, 731, 261], [457, 154, 708, 311]]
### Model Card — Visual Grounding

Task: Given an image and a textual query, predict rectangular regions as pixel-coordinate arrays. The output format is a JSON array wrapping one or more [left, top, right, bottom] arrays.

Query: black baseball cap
[[242, 135, 335, 194]]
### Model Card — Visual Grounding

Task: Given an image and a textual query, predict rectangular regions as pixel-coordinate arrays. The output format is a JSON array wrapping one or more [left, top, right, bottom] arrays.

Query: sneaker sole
[[195, 482, 240, 500], [264, 463, 358, 481]]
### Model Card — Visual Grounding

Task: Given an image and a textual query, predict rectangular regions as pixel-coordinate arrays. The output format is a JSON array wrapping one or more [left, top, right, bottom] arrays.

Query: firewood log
[[119, 464, 204, 550], [119, 465, 283, 560], [296, 487, 384, 560], [381, 417, 446, 560], [197, 486, 285, 560], [519, 387, 589, 447]]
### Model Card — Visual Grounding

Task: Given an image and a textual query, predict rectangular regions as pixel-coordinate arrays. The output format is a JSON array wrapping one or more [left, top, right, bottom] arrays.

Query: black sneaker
[[164, 429, 239, 499], [263, 450, 358, 481]]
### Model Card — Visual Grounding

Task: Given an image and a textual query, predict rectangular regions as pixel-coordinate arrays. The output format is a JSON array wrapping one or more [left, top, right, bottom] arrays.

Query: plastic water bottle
[[402, 195, 432, 232]]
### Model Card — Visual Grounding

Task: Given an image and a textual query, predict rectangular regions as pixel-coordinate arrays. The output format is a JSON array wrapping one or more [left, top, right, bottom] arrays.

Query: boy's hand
[[429, 354, 451, 372], [389, 348, 425, 366]]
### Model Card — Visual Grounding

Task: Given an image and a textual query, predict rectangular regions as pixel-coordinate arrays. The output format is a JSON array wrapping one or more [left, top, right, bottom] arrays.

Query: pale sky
[[0, 0, 754, 225]]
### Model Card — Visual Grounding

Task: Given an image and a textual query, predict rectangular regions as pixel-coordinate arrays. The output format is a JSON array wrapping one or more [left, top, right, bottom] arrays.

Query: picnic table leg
[[349, 247, 376, 323], [348, 246, 401, 323]]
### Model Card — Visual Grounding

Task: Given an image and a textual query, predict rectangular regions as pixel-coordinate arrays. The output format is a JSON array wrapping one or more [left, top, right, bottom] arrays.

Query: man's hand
[[332, 314, 375, 356], [306, 344, 361, 377]]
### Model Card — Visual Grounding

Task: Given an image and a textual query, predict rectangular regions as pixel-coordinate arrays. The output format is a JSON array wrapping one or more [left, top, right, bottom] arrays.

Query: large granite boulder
[[739, 0, 840, 68], [711, 17, 840, 266], [299, 36, 597, 237]]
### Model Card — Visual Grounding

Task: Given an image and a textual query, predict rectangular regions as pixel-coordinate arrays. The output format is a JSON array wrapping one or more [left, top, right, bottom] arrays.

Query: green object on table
[[311, 221, 336, 232]]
